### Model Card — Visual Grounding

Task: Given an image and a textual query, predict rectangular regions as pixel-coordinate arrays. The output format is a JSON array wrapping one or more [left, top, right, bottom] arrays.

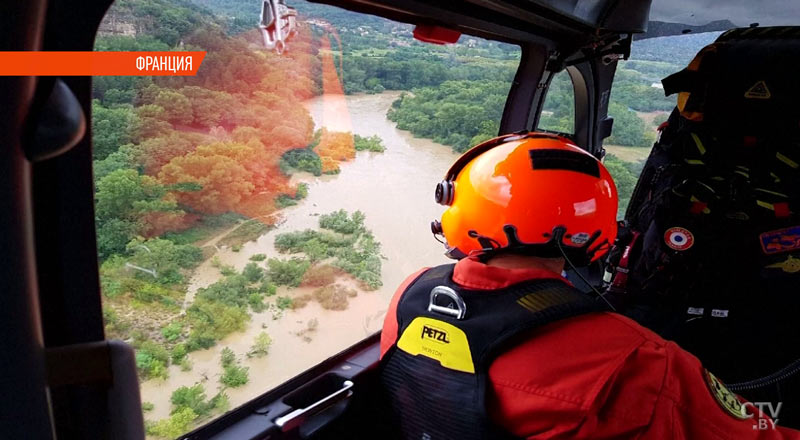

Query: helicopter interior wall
[[0, 0, 56, 438]]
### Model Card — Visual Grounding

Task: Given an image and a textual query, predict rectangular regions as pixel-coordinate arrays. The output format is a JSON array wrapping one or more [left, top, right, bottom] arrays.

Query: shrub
[[210, 256, 222, 268], [295, 183, 308, 199], [185, 300, 250, 351], [219, 264, 237, 276], [319, 210, 365, 234], [135, 340, 170, 380], [267, 258, 310, 287], [313, 285, 356, 311], [301, 264, 339, 287], [248, 293, 266, 312], [133, 284, 168, 303], [276, 194, 298, 208], [161, 321, 183, 342], [167, 383, 229, 421], [261, 279, 278, 296], [196, 275, 255, 308], [179, 358, 192, 371], [220, 364, 249, 387], [280, 147, 323, 176], [243, 262, 264, 282], [185, 332, 216, 352], [301, 238, 329, 262], [147, 407, 196, 439], [220, 347, 236, 368], [274, 229, 353, 255], [171, 344, 187, 363], [248, 332, 272, 358], [276, 296, 293, 310], [209, 391, 230, 413], [142, 402, 154, 412], [218, 219, 270, 248], [170, 384, 208, 415], [231, 244, 242, 252], [126, 238, 203, 284], [354, 134, 386, 152], [249, 253, 267, 261], [291, 294, 312, 309]]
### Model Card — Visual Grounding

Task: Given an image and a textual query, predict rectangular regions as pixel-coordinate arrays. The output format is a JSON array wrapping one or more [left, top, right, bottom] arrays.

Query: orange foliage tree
[[158, 140, 292, 215], [316, 129, 355, 174]]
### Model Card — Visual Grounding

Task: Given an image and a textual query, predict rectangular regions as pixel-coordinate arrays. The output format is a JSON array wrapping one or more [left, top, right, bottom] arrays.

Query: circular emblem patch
[[665, 227, 695, 251], [704, 370, 749, 420]]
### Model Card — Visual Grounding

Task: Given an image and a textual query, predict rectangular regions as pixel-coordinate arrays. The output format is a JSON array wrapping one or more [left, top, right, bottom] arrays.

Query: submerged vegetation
[[274, 210, 383, 290]]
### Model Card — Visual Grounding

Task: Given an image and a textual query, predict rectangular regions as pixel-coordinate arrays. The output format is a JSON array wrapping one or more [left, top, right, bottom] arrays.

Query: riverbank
[[140, 91, 458, 423]]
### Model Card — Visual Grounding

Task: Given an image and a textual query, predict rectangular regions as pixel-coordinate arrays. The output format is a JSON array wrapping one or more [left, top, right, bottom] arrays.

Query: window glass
[[537, 71, 575, 134], [92, 0, 520, 436], [605, 32, 723, 218]]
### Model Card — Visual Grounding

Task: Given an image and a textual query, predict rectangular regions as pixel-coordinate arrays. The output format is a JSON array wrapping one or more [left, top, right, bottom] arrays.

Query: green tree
[[92, 100, 139, 160], [606, 102, 655, 148], [125, 238, 203, 285], [155, 90, 194, 126], [604, 154, 640, 218], [93, 144, 138, 180]]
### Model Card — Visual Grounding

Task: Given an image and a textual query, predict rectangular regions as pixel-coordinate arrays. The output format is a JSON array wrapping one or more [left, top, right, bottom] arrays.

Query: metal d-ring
[[428, 286, 467, 320]]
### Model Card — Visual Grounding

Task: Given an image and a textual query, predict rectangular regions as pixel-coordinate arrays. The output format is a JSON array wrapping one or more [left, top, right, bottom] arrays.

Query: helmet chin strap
[[469, 225, 604, 264], [461, 225, 616, 311]]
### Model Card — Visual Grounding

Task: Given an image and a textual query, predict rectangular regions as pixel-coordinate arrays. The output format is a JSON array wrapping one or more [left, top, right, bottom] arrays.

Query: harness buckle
[[428, 286, 467, 320]]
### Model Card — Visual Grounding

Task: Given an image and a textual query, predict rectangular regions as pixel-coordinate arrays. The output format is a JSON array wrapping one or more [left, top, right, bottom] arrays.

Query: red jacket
[[381, 256, 800, 439]]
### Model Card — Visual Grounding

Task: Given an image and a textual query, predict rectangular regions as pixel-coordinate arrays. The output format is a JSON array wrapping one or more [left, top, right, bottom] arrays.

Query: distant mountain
[[630, 31, 723, 66], [635, 20, 737, 40]]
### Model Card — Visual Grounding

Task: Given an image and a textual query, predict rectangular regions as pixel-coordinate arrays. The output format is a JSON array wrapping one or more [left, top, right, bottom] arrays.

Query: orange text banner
[[0, 51, 206, 76]]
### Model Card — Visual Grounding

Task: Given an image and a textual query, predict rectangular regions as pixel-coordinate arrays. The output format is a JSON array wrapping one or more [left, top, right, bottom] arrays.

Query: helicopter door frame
[[0, 0, 57, 438], [568, 57, 620, 158]]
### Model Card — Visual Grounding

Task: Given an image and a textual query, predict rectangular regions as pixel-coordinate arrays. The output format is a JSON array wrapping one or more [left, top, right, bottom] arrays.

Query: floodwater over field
[[140, 91, 458, 421]]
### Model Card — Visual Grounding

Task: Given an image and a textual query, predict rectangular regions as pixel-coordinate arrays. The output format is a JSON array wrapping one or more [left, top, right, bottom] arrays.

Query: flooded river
[[140, 91, 459, 422]]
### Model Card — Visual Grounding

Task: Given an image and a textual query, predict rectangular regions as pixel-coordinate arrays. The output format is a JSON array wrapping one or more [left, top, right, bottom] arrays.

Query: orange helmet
[[431, 132, 618, 263]]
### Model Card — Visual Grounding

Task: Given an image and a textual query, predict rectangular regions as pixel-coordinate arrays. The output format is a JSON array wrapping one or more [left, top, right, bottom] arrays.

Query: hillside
[[636, 19, 736, 40]]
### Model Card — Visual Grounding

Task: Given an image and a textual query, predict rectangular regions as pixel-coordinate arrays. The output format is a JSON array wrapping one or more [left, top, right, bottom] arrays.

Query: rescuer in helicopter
[[379, 132, 800, 439]]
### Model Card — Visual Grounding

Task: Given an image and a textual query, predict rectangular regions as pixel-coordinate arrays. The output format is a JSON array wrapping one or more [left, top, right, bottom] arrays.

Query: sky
[[650, 0, 800, 26]]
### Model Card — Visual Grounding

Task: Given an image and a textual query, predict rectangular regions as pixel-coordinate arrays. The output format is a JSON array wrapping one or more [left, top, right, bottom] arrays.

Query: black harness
[[380, 264, 603, 440]]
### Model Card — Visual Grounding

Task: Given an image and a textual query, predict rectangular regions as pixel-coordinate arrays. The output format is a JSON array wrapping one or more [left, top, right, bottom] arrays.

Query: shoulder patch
[[704, 370, 748, 419], [766, 255, 800, 273], [665, 227, 694, 251], [760, 225, 800, 255]]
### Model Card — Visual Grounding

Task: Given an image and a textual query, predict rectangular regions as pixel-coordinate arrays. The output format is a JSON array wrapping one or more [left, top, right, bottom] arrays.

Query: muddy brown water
[[140, 91, 458, 424]]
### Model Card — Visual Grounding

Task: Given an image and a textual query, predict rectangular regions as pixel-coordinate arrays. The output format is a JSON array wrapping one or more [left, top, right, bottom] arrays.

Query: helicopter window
[[603, 31, 725, 218], [537, 71, 576, 135], [91, 0, 520, 436]]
